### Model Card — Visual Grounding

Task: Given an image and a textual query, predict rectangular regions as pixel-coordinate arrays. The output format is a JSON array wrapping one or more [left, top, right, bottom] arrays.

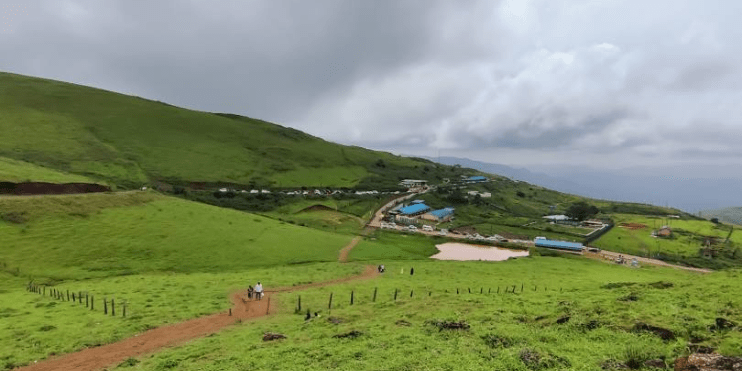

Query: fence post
[[480, 288, 483, 294], [394, 289, 398, 301], [468, 288, 471, 294], [266, 297, 270, 314], [521, 283, 524, 292], [104, 298, 107, 315], [373, 287, 377, 302], [86, 293, 89, 308], [91, 295, 94, 310], [79, 292, 82, 304], [67, 290, 70, 301], [229, 308, 232, 316], [512, 285, 517, 293], [123, 301, 126, 317], [297, 295, 301, 312], [410, 290, 413, 298], [43, 286, 46, 296], [72, 293, 75, 302], [328, 293, 333, 311], [456, 288, 459, 294], [350, 291, 354, 305], [112, 298, 115, 316], [488, 288, 491, 294]]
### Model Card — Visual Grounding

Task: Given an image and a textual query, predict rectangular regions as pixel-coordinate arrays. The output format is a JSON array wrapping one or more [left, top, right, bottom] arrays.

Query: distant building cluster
[[387, 199, 455, 225]]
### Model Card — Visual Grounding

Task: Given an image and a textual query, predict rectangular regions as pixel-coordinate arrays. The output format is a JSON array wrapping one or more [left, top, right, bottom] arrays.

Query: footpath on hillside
[[18, 266, 379, 371]]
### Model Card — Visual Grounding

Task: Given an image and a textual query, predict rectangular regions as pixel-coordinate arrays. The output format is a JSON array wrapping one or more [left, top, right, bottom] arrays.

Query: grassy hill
[[0, 156, 99, 184], [0, 71, 469, 189], [0, 192, 355, 280]]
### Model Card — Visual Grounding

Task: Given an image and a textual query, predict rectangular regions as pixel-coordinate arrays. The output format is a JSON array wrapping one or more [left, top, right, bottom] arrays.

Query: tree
[[565, 202, 599, 221]]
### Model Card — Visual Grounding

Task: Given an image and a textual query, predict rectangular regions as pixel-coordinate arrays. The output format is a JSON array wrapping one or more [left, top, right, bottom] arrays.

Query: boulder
[[674, 353, 742, 370]]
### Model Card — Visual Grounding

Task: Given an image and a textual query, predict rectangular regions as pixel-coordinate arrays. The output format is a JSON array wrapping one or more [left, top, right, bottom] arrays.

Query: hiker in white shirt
[[255, 282, 263, 300]]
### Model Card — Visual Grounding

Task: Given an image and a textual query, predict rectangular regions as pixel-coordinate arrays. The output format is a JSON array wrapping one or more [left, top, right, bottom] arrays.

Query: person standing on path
[[255, 281, 263, 300]]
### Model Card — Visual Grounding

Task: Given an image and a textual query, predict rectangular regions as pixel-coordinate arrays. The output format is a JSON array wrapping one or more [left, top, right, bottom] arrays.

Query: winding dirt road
[[18, 265, 378, 371]]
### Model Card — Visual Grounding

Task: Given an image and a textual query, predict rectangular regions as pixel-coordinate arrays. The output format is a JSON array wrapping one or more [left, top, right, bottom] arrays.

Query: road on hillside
[[18, 266, 380, 371], [584, 250, 712, 273]]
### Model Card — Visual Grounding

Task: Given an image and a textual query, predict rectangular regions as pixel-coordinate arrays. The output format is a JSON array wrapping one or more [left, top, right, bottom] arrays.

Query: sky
[[2, 0, 742, 175]]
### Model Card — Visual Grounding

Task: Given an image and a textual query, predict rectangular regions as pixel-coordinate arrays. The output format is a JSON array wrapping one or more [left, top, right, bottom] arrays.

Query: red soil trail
[[17, 266, 379, 371], [338, 236, 362, 263]]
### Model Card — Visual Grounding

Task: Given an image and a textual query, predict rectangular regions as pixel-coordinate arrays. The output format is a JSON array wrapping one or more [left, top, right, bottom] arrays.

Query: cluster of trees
[[565, 202, 600, 221]]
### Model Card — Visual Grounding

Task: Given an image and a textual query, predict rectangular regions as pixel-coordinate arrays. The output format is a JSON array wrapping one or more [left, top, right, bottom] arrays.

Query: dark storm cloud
[[1, 0, 741, 172]]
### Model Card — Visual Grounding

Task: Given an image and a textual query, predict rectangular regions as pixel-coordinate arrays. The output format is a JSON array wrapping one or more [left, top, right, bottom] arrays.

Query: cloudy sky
[[2, 0, 742, 172]]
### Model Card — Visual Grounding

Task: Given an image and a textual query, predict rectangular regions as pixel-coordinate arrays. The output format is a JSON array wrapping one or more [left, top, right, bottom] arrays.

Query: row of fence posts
[[296, 284, 559, 313], [26, 282, 126, 317]]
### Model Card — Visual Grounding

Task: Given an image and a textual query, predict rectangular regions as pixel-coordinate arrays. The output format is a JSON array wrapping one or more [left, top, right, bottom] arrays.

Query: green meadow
[[114, 258, 741, 371], [0, 157, 99, 184], [594, 214, 741, 269]]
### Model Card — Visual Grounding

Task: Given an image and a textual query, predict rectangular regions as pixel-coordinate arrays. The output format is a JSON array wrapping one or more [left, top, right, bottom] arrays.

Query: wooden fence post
[[350, 291, 354, 305], [91, 295, 94, 310], [456, 288, 459, 294], [79, 292, 82, 304], [328, 293, 333, 311], [521, 283, 524, 292], [86, 293, 89, 308], [43, 286, 46, 296], [67, 290, 70, 301], [297, 295, 301, 312], [488, 288, 491, 294], [394, 289, 398, 301], [123, 301, 126, 318], [103, 298, 107, 315], [72, 293, 75, 302], [468, 288, 471, 294], [112, 298, 115, 316], [373, 287, 377, 302], [266, 297, 270, 314], [480, 288, 483, 294], [410, 290, 413, 298]]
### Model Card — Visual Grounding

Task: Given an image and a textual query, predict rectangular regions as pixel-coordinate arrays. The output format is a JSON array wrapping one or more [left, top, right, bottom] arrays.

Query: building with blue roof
[[398, 203, 431, 216], [410, 199, 426, 205], [422, 207, 455, 222], [466, 176, 487, 183], [534, 238, 583, 252]]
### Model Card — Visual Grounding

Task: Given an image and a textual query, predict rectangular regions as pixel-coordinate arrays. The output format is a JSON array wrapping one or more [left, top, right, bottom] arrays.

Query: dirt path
[[338, 236, 362, 263], [584, 250, 712, 273], [18, 266, 379, 371]]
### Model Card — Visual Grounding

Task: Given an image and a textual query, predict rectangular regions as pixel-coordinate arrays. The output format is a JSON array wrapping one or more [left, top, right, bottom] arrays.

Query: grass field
[[0, 263, 364, 369], [0, 156, 98, 184], [593, 214, 741, 268], [0, 192, 354, 280], [108, 257, 742, 371]]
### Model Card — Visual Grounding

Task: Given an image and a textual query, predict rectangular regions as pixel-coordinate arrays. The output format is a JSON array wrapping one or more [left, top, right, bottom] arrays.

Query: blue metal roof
[[468, 176, 487, 181], [399, 203, 431, 215], [534, 239, 583, 251], [430, 208, 455, 219]]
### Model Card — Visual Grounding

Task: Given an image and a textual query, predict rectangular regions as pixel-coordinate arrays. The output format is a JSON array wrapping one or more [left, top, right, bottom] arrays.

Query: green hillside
[[0, 156, 99, 184], [0, 192, 354, 280], [0, 71, 457, 188]]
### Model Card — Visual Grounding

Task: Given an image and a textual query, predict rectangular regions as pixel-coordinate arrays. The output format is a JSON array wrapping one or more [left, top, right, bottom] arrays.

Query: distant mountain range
[[428, 156, 742, 213], [699, 207, 742, 226]]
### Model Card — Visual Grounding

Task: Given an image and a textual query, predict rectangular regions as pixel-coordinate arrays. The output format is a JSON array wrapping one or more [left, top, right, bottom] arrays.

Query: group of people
[[247, 281, 264, 300]]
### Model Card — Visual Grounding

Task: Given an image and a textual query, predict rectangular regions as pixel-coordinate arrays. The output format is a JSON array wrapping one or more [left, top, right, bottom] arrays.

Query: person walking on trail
[[255, 282, 263, 300], [247, 285, 254, 300]]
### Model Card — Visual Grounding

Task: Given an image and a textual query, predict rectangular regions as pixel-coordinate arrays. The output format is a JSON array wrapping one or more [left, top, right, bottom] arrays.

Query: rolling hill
[[0, 71, 461, 189]]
